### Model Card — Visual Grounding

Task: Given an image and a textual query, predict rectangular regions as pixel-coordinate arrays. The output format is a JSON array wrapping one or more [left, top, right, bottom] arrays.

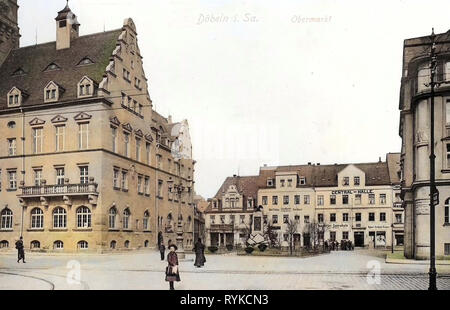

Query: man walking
[[15, 236, 25, 263], [194, 238, 206, 268]]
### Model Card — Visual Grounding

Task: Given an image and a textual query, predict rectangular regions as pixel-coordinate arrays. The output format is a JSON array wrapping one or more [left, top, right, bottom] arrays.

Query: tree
[[263, 219, 279, 248], [285, 219, 298, 255], [303, 219, 328, 251]]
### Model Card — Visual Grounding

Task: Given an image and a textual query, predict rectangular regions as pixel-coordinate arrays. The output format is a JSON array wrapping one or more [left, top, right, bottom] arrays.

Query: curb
[[386, 257, 450, 265]]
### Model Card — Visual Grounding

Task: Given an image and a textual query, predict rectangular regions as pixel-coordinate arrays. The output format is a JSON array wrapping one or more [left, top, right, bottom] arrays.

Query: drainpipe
[[20, 108, 25, 238]]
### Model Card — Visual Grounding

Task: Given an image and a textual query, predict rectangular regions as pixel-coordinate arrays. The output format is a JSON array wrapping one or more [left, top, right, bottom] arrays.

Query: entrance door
[[303, 233, 311, 247], [354, 232, 365, 247]]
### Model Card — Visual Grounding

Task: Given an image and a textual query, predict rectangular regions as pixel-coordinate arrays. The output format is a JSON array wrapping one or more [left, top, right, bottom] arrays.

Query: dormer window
[[7, 87, 25, 107], [44, 81, 63, 103], [299, 177, 306, 185], [77, 57, 94, 66], [44, 63, 61, 72], [77, 76, 95, 98], [12, 68, 26, 76], [267, 178, 274, 187]]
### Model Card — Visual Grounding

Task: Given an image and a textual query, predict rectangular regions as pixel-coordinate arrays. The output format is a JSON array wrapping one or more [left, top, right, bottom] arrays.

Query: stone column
[[415, 186, 431, 259]]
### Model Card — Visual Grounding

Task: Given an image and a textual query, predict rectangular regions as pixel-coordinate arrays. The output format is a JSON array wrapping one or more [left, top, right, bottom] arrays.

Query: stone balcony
[[18, 183, 99, 207]]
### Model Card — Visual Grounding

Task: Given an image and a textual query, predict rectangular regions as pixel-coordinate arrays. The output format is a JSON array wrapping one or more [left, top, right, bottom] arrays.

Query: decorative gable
[[29, 117, 46, 126], [77, 76, 96, 98], [109, 116, 120, 126], [145, 134, 153, 143], [74, 112, 92, 122], [51, 115, 68, 124], [134, 129, 143, 138], [7, 87, 28, 107], [122, 123, 133, 132]]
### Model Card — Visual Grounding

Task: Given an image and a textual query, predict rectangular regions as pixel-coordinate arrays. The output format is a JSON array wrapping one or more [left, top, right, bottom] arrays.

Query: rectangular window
[[124, 132, 130, 157], [380, 212, 386, 222], [318, 213, 324, 223], [330, 213, 336, 222], [355, 213, 361, 222], [287, 179, 292, 187], [299, 177, 306, 185], [157, 180, 163, 197], [8, 170, 17, 190], [262, 196, 268, 205], [343, 213, 349, 222], [55, 125, 65, 152], [354, 176, 360, 186], [294, 195, 300, 205], [283, 195, 289, 205], [304, 195, 310, 205], [272, 196, 278, 205], [343, 231, 349, 240], [144, 176, 150, 195], [122, 171, 129, 190], [445, 244, 450, 256], [447, 144, 450, 168], [396, 213, 403, 224], [369, 212, 375, 221], [137, 175, 143, 194], [210, 215, 215, 224], [283, 215, 289, 224], [355, 194, 362, 205], [342, 195, 349, 205], [240, 215, 245, 224], [56, 168, 65, 185], [280, 179, 285, 187], [380, 194, 387, 205], [146, 143, 151, 164], [330, 231, 336, 241], [317, 195, 324, 206], [7, 138, 16, 156], [157, 155, 162, 169], [32, 127, 43, 154], [121, 92, 126, 106], [330, 195, 336, 205], [272, 215, 278, 224], [369, 194, 375, 205], [113, 168, 120, 188], [343, 177, 349, 186], [34, 169, 42, 186], [447, 99, 450, 124], [135, 138, 141, 161], [304, 215, 310, 224], [78, 123, 89, 150], [79, 166, 89, 184], [111, 127, 117, 153]]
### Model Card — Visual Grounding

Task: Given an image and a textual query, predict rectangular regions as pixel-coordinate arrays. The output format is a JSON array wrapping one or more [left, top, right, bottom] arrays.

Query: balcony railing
[[20, 183, 98, 197]]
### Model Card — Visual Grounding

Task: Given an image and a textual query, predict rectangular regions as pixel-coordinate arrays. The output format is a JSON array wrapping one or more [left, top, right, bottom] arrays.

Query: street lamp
[[169, 181, 186, 259]]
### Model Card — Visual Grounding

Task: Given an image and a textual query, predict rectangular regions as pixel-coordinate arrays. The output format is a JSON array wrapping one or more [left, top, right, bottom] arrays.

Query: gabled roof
[[213, 175, 259, 200], [0, 29, 122, 109]]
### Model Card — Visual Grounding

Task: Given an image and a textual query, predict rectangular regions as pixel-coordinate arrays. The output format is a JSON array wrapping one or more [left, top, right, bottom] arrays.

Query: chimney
[[317, 163, 321, 166], [55, 2, 80, 50], [308, 162, 311, 165], [378, 157, 382, 163]]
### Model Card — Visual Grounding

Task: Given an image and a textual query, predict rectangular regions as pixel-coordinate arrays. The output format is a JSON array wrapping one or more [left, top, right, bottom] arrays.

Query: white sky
[[17, 0, 450, 198]]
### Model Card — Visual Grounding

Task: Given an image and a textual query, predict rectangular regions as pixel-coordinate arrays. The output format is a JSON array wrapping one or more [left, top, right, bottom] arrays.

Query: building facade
[[204, 176, 258, 247], [258, 154, 403, 248], [205, 154, 403, 249], [399, 30, 450, 259], [0, 3, 195, 253]]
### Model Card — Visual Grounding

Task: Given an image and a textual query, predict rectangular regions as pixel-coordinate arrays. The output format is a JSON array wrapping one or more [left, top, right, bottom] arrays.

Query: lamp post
[[428, 28, 438, 291], [175, 183, 186, 259]]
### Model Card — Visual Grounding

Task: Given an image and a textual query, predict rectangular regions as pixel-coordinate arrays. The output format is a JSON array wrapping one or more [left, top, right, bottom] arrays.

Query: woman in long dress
[[165, 244, 180, 290], [194, 238, 206, 268]]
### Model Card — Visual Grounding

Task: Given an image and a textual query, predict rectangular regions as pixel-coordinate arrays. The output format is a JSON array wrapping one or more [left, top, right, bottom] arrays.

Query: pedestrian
[[159, 243, 166, 261], [15, 236, 25, 263], [165, 244, 180, 290], [193, 238, 206, 268]]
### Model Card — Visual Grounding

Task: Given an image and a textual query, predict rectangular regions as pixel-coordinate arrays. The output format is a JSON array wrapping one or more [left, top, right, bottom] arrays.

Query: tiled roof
[[259, 161, 394, 187], [213, 175, 259, 200], [0, 29, 122, 109]]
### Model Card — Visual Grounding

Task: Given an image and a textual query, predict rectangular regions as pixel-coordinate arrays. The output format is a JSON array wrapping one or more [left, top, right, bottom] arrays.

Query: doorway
[[354, 232, 365, 247]]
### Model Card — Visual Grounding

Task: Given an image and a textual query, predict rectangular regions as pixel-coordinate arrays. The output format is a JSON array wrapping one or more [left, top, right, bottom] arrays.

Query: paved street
[[0, 249, 449, 290]]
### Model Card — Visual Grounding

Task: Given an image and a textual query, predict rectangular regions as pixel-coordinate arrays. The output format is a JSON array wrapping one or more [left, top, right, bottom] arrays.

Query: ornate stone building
[[399, 30, 450, 259], [0, 3, 195, 252]]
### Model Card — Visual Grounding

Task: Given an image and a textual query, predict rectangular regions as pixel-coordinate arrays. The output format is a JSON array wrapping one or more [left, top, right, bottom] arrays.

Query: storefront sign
[[331, 189, 374, 195], [367, 225, 390, 229]]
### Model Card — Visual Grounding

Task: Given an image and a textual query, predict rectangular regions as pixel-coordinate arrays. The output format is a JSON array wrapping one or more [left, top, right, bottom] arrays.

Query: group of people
[[324, 239, 354, 251], [159, 237, 206, 290]]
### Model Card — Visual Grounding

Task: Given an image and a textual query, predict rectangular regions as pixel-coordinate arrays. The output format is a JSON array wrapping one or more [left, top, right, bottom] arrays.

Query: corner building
[[0, 3, 195, 252]]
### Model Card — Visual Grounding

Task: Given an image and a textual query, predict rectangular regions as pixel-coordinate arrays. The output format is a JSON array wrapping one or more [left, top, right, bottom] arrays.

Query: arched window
[[110, 240, 116, 249], [30, 208, 44, 229], [30, 240, 40, 249], [144, 240, 149, 248], [0, 240, 9, 248], [53, 207, 67, 228], [77, 240, 88, 249], [124, 240, 130, 248], [53, 240, 64, 250], [167, 213, 173, 225], [445, 198, 450, 224], [123, 208, 130, 229], [109, 208, 117, 229], [76, 206, 91, 228], [0, 208, 13, 230], [143, 211, 150, 231]]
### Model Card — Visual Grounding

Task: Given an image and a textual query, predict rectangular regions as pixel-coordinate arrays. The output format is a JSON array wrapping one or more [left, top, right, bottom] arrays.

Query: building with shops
[[204, 176, 258, 247], [206, 154, 403, 250], [399, 30, 450, 259], [0, 2, 195, 253]]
